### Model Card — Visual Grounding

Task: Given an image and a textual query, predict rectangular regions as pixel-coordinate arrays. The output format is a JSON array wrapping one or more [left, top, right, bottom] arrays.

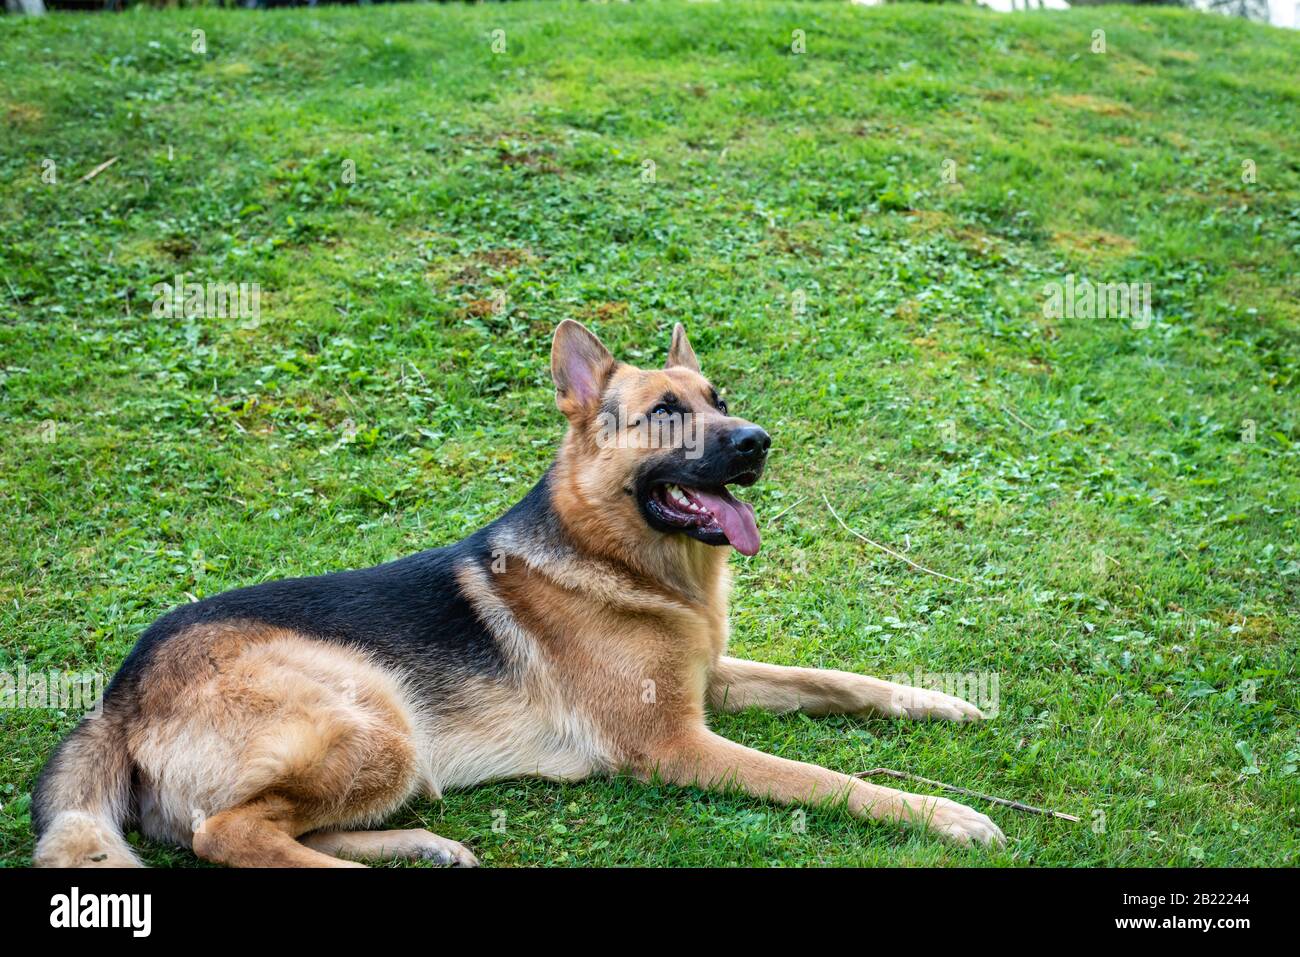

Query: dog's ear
[[551, 319, 615, 417], [665, 323, 700, 373]]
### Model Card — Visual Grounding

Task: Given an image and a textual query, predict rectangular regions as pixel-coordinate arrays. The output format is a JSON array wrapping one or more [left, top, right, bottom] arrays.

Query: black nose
[[728, 425, 771, 459]]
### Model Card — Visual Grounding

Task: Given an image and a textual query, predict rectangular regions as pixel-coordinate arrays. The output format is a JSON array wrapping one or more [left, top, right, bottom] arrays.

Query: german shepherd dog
[[32, 321, 1003, 868]]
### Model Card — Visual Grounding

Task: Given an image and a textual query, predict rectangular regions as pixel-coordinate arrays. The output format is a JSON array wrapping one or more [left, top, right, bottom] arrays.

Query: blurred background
[[2, 0, 1296, 32]]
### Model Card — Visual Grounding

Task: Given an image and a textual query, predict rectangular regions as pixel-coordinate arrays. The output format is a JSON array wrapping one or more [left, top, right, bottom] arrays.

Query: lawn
[[1, 0, 1298, 867]]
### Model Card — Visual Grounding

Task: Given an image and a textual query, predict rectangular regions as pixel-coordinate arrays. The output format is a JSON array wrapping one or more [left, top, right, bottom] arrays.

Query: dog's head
[[550, 319, 769, 557]]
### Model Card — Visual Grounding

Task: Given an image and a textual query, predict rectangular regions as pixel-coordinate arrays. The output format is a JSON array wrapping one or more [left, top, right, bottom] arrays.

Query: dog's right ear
[[551, 319, 615, 418], [665, 323, 701, 373]]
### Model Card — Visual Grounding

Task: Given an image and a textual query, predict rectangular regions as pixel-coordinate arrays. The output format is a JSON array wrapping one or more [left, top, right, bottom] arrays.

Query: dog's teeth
[[668, 485, 690, 506]]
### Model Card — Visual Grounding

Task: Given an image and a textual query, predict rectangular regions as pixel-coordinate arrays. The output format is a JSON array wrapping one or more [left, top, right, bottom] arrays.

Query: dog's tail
[[32, 703, 141, 868]]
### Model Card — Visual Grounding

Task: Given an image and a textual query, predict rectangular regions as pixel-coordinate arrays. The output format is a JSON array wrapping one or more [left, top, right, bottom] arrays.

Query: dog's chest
[[462, 557, 731, 771], [541, 603, 723, 756]]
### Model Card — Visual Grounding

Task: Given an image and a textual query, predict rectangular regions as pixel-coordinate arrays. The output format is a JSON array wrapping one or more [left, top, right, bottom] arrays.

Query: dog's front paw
[[920, 798, 1005, 848], [885, 684, 985, 723]]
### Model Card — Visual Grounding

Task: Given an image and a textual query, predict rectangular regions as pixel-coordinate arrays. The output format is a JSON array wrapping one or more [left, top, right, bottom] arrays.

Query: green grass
[[2, 0, 1298, 867]]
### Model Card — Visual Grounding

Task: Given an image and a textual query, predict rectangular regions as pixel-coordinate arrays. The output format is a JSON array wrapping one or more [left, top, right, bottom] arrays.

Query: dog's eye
[[651, 403, 672, 416], [716, 399, 728, 415]]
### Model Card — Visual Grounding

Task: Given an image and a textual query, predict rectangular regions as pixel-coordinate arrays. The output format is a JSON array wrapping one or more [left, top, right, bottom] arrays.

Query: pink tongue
[[691, 488, 761, 557]]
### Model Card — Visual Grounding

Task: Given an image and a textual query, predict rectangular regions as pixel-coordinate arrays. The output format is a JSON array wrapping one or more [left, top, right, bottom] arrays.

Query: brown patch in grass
[[463, 298, 501, 319], [1050, 93, 1136, 118], [850, 120, 912, 140], [1210, 611, 1283, 645], [450, 264, 484, 285], [1051, 229, 1137, 258], [905, 210, 953, 231], [477, 248, 535, 269], [496, 144, 562, 175], [769, 227, 821, 258], [1160, 49, 1199, 64], [4, 102, 44, 128], [447, 248, 537, 287], [905, 211, 1002, 258], [159, 236, 196, 260], [583, 301, 629, 323], [951, 226, 1004, 257], [1116, 60, 1156, 79]]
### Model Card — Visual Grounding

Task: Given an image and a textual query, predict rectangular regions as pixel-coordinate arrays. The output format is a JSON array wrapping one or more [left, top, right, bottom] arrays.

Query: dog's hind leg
[[186, 703, 421, 868], [302, 829, 478, 866], [134, 629, 428, 868], [192, 796, 363, 868]]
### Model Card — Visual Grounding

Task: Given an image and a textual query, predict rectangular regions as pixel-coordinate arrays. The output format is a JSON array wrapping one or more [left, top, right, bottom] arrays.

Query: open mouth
[[643, 479, 761, 556]]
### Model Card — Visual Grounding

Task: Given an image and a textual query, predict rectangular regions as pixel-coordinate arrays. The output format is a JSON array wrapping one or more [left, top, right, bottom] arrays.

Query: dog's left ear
[[552, 319, 616, 419], [665, 323, 700, 373]]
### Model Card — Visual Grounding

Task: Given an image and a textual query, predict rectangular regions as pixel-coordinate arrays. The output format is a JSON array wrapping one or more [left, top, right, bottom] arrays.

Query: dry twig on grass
[[821, 492, 969, 586], [855, 767, 1081, 822], [78, 156, 118, 183]]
